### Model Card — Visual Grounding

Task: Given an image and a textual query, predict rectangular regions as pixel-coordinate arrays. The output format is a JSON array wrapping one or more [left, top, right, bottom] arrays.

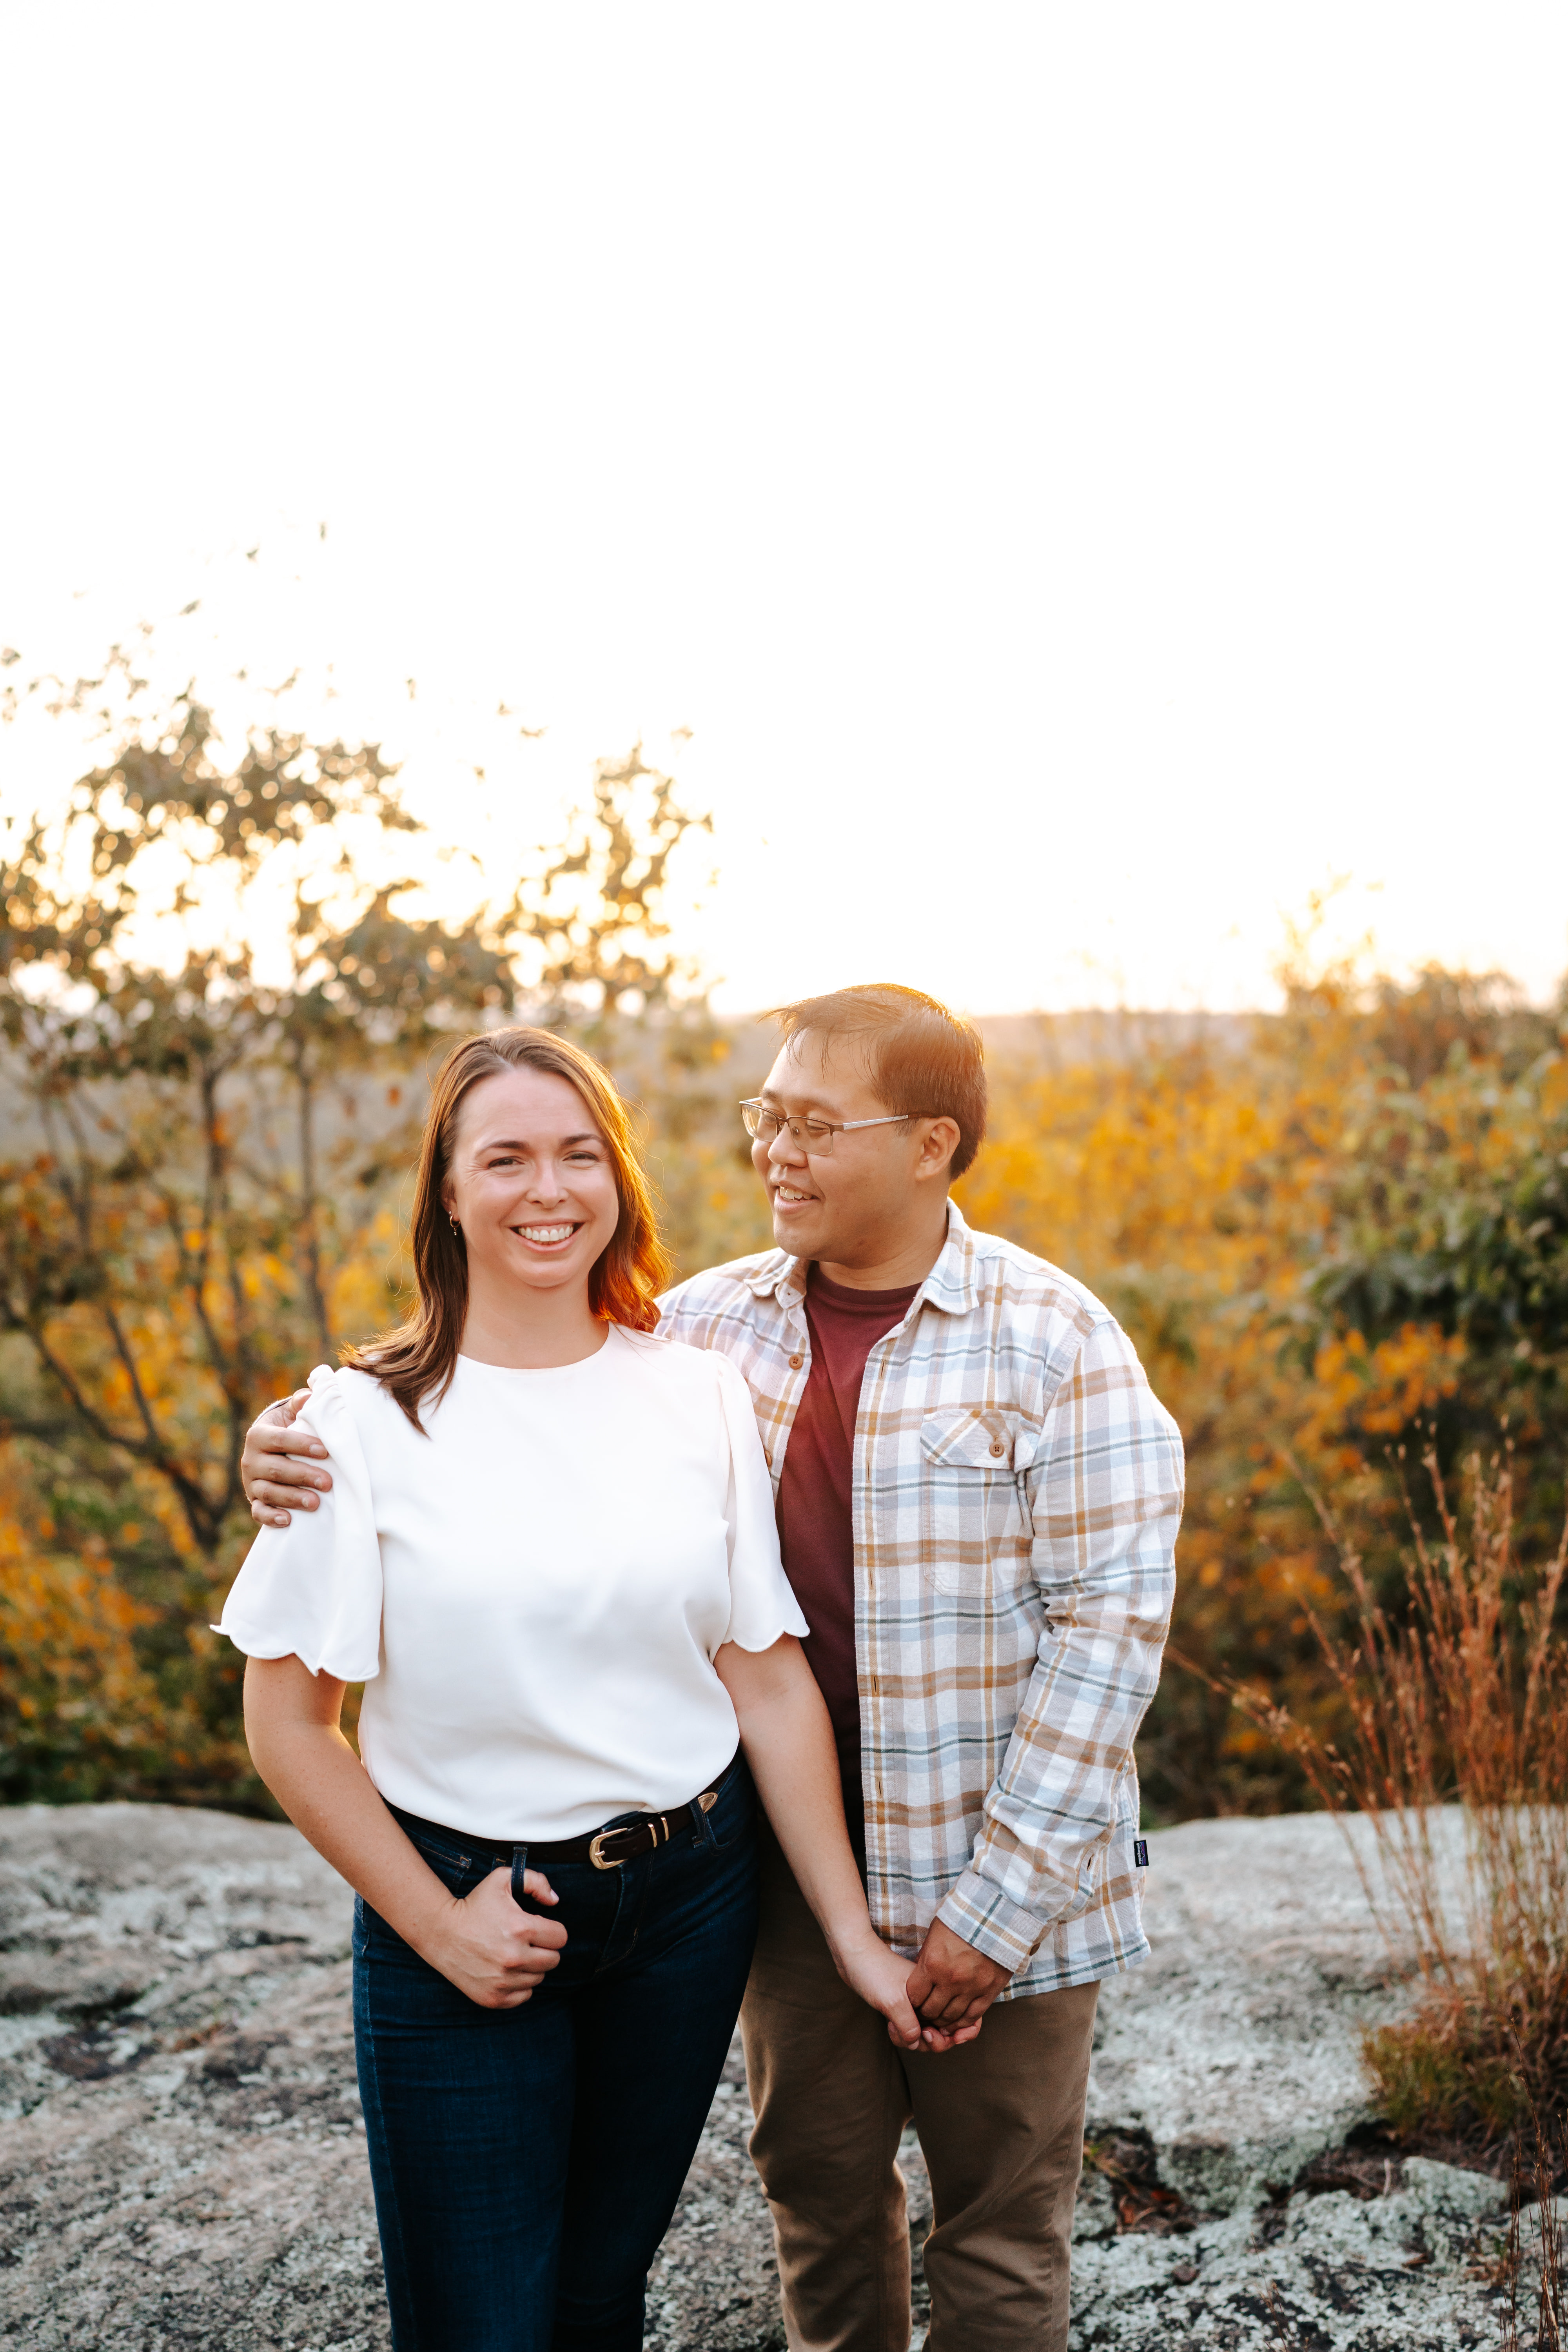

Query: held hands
[[244, 1391, 332, 1526], [831, 1931, 981, 2055], [904, 1917, 1013, 2043], [833, 1917, 1008, 2050], [421, 1866, 567, 2009], [831, 1930, 926, 2051]]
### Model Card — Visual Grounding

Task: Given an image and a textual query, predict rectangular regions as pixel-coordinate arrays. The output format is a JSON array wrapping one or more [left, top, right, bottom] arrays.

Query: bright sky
[[2, 4, 1564, 1015]]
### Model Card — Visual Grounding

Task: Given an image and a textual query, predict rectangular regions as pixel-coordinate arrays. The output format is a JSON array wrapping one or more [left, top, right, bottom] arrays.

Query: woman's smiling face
[[442, 1065, 621, 1301]]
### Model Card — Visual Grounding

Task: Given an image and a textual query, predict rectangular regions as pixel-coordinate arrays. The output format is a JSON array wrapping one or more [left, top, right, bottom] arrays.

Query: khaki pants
[[740, 1831, 1099, 2352]]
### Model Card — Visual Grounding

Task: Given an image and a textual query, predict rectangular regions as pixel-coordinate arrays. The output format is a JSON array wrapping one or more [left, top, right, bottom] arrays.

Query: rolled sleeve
[[936, 1318, 1183, 1969]]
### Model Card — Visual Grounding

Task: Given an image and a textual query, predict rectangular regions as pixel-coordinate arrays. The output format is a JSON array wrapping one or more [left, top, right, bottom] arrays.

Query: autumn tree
[[961, 966, 1568, 1820], [0, 641, 718, 1802]]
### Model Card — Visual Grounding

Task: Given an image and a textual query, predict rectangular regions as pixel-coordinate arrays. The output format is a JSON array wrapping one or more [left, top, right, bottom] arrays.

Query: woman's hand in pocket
[[421, 1866, 566, 2008]]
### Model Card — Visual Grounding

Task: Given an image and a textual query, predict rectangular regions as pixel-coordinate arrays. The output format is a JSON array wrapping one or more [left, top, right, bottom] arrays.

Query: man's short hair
[[766, 983, 987, 1180]]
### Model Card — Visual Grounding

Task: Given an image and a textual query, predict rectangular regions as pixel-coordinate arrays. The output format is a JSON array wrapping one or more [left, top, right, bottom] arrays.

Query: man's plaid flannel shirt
[[659, 1199, 1183, 1997]]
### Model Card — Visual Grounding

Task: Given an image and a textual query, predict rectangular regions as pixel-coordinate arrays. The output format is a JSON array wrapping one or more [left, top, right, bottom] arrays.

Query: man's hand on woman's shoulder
[[243, 1390, 334, 1526]]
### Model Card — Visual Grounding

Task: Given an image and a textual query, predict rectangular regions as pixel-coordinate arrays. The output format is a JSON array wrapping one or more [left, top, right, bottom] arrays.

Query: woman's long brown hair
[[345, 1027, 670, 1428]]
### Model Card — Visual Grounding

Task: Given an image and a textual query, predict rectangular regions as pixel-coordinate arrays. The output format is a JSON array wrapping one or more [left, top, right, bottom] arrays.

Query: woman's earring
[[448, 1213, 461, 1236]]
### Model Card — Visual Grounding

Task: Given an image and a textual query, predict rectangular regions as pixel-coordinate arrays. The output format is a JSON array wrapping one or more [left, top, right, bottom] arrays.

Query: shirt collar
[[744, 1198, 979, 1316]]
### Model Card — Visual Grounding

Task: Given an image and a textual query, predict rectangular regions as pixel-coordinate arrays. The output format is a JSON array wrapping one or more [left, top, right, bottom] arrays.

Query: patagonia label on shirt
[[1132, 1838, 1149, 1869]]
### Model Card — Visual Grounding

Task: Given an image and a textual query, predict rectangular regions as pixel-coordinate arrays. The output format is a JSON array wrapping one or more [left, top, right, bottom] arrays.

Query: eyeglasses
[[739, 1100, 920, 1157]]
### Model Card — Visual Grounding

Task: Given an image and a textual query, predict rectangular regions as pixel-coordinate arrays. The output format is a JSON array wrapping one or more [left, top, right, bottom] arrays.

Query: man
[[241, 983, 1183, 2352]]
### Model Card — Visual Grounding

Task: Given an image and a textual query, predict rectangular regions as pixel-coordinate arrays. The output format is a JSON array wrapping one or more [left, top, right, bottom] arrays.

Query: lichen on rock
[[0, 1802, 1520, 2352]]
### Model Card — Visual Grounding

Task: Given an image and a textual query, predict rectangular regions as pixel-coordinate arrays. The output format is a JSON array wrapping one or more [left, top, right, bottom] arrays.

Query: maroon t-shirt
[[776, 1265, 918, 1862]]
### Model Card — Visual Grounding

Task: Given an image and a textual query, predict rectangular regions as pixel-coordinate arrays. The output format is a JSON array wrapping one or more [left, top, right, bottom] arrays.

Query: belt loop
[[688, 1759, 731, 1849], [510, 1844, 530, 1909]]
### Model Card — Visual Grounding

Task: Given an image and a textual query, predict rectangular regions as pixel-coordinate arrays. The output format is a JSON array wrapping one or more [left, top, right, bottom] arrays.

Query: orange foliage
[[2, 962, 1562, 1818], [956, 983, 1566, 1817], [0, 1448, 243, 1795]]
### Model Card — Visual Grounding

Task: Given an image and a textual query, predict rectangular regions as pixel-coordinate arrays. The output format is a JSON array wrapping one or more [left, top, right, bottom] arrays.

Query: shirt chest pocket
[[918, 1408, 1031, 1595]]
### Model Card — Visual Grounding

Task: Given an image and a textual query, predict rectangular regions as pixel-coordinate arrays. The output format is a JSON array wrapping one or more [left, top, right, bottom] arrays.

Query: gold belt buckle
[[590, 1796, 706, 1871]]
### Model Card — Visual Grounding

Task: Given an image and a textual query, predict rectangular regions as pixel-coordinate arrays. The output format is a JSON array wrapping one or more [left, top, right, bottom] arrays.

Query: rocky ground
[[0, 1803, 1548, 2350]]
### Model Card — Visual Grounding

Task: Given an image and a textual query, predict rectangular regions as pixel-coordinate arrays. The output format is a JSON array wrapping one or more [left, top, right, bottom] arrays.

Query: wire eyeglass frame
[[739, 1100, 922, 1157]]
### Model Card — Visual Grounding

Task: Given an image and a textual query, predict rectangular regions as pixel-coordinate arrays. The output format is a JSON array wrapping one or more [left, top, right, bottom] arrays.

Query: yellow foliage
[[0, 1454, 161, 1749], [2, 971, 1561, 1820], [328, 1210, 411, 1339], [1306, 1325, 1466, 1441], [956, 996, 1568, 1816]]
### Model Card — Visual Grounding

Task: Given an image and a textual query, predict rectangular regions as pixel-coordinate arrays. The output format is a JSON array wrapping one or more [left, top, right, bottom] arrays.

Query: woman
[[219, 1026, 922, 2352]]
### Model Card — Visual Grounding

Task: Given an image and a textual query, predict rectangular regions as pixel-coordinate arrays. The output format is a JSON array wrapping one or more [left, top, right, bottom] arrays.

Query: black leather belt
[[499, 1751, 742, 1914], [393, 1752, 744, 1920], [515, 1749, 742, 1873]]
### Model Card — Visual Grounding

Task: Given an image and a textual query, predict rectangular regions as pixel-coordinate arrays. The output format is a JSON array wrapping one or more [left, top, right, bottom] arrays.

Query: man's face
[[751, 1031, 930, 1268]]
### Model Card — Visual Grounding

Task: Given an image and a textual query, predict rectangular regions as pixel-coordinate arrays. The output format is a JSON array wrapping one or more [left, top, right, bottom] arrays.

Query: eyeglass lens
[[744, 1106, 835, 1154]]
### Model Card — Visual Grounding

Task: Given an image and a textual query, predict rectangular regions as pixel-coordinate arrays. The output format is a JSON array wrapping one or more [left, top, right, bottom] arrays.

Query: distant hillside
[[976, 1009, 1256, 1069], [715, 1006, 1259, 1078], [0, 1008, 1260, 1163]]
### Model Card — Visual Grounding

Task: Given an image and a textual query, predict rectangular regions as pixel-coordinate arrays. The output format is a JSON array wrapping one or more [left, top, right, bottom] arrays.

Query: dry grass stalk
[[1501, 2104, 1566, 2352], [1219, 1446, 1568, 2144]]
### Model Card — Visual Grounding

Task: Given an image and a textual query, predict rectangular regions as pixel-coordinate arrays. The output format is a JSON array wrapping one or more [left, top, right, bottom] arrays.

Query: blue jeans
[[352, 1759, 759, 2352]]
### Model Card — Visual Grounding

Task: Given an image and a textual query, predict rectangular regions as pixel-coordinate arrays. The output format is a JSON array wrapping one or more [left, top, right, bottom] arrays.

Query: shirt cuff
[[935, 1866, 1049, 1975]]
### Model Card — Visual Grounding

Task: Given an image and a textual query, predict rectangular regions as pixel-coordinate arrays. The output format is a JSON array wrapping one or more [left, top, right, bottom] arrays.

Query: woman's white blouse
[[217, 1327, 809, 1840]]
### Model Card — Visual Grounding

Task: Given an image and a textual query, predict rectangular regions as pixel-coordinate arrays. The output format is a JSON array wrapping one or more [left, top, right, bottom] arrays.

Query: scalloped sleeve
[[715, 1351, 810, 1652], [214, 1366, 384, 1682]]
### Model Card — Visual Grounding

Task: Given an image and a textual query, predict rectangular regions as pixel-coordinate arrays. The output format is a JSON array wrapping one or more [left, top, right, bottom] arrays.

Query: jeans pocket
[[705, 1764, 757, 1853], [390, 1829, 495, 1913]]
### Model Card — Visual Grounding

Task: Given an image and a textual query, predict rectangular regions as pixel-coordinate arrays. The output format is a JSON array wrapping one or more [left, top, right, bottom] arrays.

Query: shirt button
[[764, 1448, 772, 1468], [989, 1440, 1005, 1457], [789, 1354, 804, 1370]]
